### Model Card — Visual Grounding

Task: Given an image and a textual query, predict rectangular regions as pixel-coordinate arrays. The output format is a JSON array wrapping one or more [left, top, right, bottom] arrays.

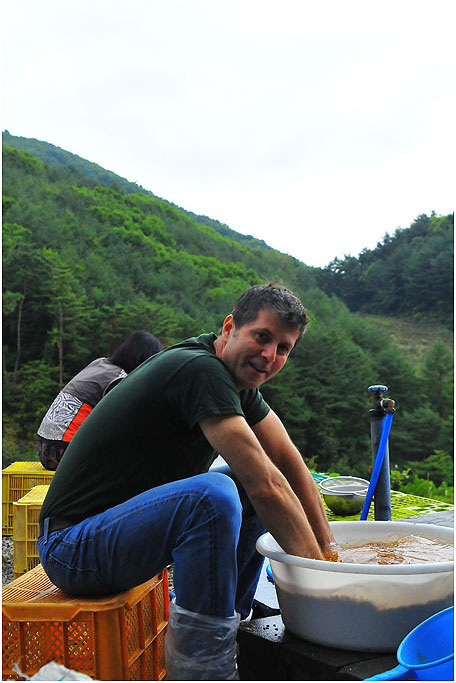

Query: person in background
[[36, 331, 162, 470], [37, 284, 334, 680]]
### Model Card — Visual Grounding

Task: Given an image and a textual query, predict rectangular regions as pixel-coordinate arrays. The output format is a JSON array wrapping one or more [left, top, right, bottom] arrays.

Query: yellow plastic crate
[[2, 564, 169, 681], [2, 462, 54, 535], [13, 485, 50, 578]]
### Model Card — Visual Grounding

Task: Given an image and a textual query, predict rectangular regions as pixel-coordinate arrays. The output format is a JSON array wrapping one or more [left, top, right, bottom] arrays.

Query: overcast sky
[[2, 0, 454, 267]]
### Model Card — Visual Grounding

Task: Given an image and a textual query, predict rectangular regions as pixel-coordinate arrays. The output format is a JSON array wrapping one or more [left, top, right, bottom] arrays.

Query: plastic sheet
[[165, 600, 240, 680], [10, 662, 95, 680]]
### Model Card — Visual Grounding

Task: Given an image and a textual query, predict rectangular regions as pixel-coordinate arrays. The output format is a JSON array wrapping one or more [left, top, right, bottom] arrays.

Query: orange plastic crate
[[13, 485, 50, 578], [2, 462, 55, 535], [2, 564, 169, 681]]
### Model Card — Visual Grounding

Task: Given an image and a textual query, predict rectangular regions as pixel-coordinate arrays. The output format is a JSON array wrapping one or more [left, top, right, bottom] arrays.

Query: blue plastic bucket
[[366, 606, 454, 680], [398, 606, 454, 680]]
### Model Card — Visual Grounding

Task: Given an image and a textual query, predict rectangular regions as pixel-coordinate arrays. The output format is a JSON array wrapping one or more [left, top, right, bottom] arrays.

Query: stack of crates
[[2, 462, 55, 536], [2, 564, 169, 681], [13, 485, 50, 578]]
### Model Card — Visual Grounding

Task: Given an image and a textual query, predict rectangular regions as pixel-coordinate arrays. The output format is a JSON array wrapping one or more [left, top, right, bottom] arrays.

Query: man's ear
[[221, 314, 235, 339]]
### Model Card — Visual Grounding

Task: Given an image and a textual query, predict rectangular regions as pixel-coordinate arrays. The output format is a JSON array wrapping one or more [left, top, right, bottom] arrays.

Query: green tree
[[420, 340, 453, 419], [406, 450, 454, 487], [391, 406, 443, 467], [2, 223, 49, 383], [43, 248, 93, 386]]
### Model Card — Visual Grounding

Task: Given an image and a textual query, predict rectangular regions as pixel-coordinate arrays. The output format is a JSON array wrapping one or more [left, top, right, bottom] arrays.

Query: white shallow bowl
[[319, 476, 369, 516], [319, 476, 369, 494], [256, 521, 454, 652]]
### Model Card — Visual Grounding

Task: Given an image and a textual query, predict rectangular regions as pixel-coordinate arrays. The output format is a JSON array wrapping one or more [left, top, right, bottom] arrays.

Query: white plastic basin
[[256, 521, 454, 652]]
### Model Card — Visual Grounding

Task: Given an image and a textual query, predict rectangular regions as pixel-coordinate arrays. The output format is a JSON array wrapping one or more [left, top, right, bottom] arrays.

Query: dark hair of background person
[[230, 283, 310, 345], [109, 331, 163, 373]]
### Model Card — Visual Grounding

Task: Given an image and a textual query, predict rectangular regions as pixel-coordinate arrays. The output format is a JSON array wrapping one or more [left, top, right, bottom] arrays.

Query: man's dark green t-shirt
[[40, 333, 270, 524]]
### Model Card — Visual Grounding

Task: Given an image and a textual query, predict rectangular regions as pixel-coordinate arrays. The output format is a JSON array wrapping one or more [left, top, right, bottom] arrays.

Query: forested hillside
[[317, 213, 454, 325], [2, 137, 453, 500], [2, 131, 271, 253]]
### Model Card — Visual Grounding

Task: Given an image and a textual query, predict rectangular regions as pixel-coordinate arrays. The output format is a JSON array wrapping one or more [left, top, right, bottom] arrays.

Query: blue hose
[[360, 412, 394, 521], [266, 563, 274, 584]]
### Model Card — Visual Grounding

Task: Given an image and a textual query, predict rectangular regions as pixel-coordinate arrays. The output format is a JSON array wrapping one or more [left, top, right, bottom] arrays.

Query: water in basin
[[331, 534, 454, 565]]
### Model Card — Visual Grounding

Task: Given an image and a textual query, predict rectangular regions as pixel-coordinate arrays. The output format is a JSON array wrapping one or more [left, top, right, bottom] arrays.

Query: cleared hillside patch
[[359, 314, 453, 370]]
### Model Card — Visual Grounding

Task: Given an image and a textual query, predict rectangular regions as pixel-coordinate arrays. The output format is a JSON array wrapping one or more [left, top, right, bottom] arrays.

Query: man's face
[[217, 308, 299, 391]]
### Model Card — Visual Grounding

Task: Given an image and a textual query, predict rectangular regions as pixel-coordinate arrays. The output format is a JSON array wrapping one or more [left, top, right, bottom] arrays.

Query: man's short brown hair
[[230, 283, 310, 344]]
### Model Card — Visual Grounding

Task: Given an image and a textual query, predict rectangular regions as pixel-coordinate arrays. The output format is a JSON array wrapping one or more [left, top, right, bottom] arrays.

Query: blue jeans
[[37, 466, 265, 619]]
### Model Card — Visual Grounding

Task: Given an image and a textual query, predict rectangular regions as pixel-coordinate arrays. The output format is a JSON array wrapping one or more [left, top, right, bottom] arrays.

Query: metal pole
[[367, 385, 394, 521]]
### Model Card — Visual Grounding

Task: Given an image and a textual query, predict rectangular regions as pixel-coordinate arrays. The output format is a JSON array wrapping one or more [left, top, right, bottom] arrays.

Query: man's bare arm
[[199, 414, 325, 560], [252, 410, 334, 552]]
